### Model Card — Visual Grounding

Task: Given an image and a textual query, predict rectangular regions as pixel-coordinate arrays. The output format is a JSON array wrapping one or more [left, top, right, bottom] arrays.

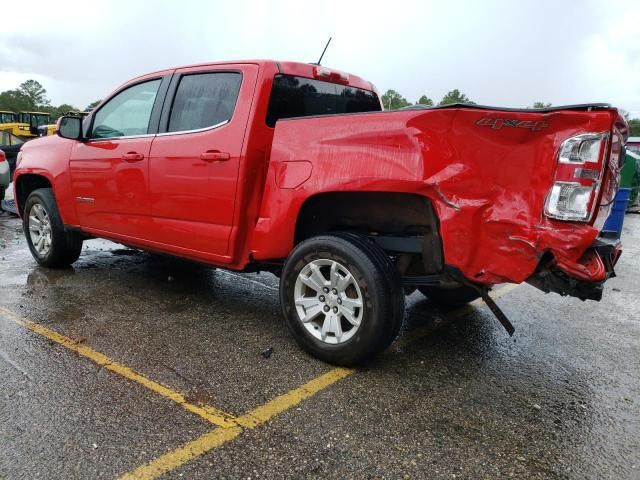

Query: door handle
[[200, 151, 230, 162], [122, 152, 145, 162]]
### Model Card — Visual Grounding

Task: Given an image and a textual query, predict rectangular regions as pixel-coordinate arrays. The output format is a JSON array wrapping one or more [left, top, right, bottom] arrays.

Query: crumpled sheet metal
[[258, 107, 623, 285]]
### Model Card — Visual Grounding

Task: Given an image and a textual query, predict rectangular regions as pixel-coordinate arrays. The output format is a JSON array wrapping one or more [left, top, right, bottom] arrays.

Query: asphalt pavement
[[0, 203, 638, 479]]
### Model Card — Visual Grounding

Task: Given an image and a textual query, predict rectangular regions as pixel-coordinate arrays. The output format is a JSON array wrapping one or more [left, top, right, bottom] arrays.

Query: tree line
[[0, 80, 100, 121], [381, 88, 640, 136], [381, 88, 473, 109]]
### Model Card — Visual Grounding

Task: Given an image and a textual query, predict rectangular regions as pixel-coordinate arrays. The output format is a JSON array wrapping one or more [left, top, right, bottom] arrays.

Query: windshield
[[33, 114, 50, 127], [17, 113, 50, 126], [0, 112, 16, 123], [266, 74, 381, 127]]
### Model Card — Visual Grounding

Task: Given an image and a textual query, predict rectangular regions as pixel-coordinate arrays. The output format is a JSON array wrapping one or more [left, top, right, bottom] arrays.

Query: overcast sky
[[1, 0, 639, 116]]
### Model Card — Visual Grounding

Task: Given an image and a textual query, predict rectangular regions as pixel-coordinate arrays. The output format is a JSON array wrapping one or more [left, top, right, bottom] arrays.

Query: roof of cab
[[129, 59, 375, 92]]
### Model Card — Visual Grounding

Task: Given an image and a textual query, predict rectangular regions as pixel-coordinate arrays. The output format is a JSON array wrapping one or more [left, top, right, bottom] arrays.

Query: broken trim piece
[[444, 266, 515, 336], [480, 291, 515, 336]]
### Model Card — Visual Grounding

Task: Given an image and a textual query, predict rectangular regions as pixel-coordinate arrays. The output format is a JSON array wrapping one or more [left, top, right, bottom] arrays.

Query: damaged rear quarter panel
[[252, 108, 617, 285]]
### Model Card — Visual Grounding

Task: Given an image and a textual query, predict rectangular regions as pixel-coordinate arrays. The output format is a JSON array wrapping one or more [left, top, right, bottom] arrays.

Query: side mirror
[[57, 116, 83, 141]]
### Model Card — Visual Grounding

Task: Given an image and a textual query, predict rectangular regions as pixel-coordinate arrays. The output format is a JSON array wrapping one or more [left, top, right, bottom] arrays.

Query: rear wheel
[[418, 284, 480, 307], [280, 233, 405, 366], [23, 188, 83, 268]]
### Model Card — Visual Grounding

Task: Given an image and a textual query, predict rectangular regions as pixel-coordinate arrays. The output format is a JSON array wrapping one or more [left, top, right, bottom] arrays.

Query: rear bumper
[[526, 236, 621, 301]]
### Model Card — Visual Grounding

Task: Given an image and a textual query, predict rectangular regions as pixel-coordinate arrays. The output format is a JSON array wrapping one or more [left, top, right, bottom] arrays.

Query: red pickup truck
[[13, 60, 627, 365]]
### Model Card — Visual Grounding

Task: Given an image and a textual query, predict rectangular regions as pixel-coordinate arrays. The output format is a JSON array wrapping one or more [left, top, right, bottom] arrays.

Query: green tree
[[86, 100, 102, 111], [0, 79, 51, 112], [416, 95, 434, 106], [439, 89, 473, 106], [48, 104, 80, 121], [17, 80, 50, 109], [0, 90, 31, 112], [531, 102, 552, 108], [381, 89, 411, 110]]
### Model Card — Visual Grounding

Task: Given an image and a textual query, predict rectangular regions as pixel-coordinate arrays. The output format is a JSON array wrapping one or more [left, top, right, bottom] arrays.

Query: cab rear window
[[266, 74, 381, 127]]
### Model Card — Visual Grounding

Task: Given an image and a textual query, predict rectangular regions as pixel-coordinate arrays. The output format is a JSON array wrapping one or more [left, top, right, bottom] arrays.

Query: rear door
[[69, 76, 170, 237], [148, 64, 258, 256]]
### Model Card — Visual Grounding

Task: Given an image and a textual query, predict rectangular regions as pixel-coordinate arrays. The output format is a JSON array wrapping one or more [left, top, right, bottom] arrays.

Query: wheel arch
[[15, 173, 53, 217], [293, 191, 444, 274]]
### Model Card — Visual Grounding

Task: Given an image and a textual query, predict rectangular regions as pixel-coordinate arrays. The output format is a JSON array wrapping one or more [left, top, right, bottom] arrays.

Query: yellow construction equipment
[[16, 112, 51, 138], [0, 111, 51, 138], [38, 111, 88, 136]]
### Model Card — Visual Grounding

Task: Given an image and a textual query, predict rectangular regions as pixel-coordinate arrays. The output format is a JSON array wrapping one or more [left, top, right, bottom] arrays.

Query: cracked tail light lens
[[559, 133, 606, 164], [546, 182, 593, 220], [545, 132, 609, 222]]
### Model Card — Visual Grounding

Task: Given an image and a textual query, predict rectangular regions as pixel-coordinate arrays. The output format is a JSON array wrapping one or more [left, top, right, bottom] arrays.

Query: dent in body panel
[[256, 107, 618, 285]]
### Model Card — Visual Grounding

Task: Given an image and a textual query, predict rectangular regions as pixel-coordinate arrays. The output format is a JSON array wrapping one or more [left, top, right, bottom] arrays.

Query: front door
[[69, 78, 164, 238], [148, 65, 258, 256]]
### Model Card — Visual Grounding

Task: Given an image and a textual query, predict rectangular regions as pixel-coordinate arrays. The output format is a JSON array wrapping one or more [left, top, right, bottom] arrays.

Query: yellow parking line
[[119, 282, 521, 480], [119, 427, 244, 480], [119, 368, 354, 480], [235, 367, 353, 428], [3, 282, 521, 480], [0, 306, 237, 428]]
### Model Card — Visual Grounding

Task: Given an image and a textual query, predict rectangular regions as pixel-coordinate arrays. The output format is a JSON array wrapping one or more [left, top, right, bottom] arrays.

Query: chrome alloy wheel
[[293, 259, 364, 344], [28, 203, 52, 257]]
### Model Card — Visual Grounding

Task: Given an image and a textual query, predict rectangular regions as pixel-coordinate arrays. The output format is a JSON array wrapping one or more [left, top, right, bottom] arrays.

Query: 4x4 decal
[[476, 117, 549, 131]]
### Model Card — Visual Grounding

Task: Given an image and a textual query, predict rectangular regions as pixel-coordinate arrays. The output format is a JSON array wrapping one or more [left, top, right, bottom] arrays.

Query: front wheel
[[23, 188, 83, 268], [280, 233, 405, 366]]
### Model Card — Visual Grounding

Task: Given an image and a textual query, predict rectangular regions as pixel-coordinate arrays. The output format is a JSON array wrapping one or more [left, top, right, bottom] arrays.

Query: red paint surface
[[14, 60, 627, 287]]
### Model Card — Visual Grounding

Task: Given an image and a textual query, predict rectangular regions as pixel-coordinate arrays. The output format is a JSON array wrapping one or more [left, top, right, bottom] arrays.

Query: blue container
[[602, 188, 631, 238]]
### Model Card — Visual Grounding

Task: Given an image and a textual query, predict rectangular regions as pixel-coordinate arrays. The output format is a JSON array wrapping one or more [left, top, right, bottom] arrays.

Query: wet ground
[[0, 201, 638, 479]]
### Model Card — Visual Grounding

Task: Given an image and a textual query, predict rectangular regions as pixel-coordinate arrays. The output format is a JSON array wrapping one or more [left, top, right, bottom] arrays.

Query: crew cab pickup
[[13, 60, 627, 365]]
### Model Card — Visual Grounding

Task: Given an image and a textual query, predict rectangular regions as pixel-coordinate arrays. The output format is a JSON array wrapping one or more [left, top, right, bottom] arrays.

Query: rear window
[[266, 74, 381, 127]]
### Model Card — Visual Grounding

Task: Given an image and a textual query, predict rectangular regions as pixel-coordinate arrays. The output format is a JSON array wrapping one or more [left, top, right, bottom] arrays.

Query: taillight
[[0, 150, 5, 162], [544, 132, 609, 221]]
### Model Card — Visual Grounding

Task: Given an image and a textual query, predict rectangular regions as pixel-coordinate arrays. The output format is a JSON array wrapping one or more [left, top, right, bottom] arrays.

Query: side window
[[0, 131, 8, 145], [9, 132, 24, 146], [168, 72, 242, 133], [91, 79, 161, 139]]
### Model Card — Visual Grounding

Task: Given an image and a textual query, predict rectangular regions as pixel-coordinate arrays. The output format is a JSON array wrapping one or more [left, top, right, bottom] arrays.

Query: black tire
[[23, 188, 83, 268], [280, 233, 405, 366], [0, 187, 4, 202], [418, 284, 480, 307]]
